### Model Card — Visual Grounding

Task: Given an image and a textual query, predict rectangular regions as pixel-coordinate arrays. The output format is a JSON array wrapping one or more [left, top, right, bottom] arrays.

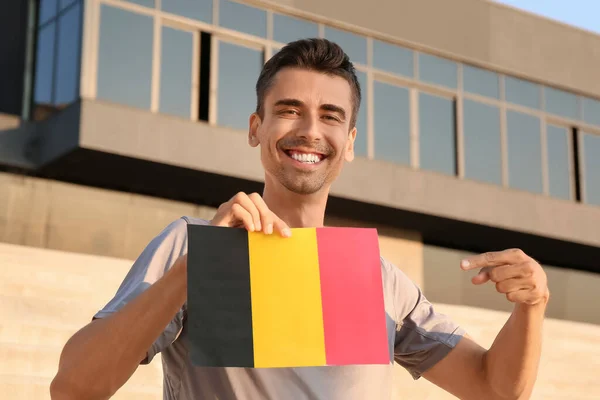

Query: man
[[50, 39, 549, 400]]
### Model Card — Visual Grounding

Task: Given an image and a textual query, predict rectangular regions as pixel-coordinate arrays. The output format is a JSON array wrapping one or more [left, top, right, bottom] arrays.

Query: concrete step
[[0, 375, 51, 400], [0, 374, 161, 400], [0, 321, 77, 348], [1, 294, 101, 327], [0, 343, 163, 391], [0, 245, 132, 302], [1, 266, 125, 302]]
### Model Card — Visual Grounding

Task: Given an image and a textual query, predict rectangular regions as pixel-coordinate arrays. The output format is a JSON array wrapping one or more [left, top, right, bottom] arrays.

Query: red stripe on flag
[[316, 228, 389, 366]]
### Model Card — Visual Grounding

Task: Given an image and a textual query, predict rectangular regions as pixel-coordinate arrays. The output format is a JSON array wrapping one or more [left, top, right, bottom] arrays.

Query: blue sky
[[493, 0, 600, 34]]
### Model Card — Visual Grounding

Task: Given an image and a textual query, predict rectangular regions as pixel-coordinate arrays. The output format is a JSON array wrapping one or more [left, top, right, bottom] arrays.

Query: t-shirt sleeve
[[93, 217, 201, 364], [383, 258, 465, 380]]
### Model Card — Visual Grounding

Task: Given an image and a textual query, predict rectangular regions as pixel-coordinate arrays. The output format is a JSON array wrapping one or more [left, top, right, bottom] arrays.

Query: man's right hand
[[210, 192, 292, 237]]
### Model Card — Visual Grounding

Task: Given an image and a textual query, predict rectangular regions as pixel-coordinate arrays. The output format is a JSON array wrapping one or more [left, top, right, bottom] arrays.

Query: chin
[[280, 177, 328, 195]]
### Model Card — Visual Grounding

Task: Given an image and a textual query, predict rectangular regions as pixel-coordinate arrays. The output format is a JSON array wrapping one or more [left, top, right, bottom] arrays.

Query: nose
[[295, 112, 322, 142]]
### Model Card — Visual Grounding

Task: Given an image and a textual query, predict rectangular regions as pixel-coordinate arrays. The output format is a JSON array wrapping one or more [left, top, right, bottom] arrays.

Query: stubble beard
[[277, 167, 328, 195]]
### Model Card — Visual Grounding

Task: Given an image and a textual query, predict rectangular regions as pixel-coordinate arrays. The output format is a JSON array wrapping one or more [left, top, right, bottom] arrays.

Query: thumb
[[471, 270, 491, 285]]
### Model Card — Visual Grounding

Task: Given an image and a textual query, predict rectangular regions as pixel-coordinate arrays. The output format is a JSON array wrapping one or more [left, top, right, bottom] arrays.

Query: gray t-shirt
[[94, 216, 465, 400]]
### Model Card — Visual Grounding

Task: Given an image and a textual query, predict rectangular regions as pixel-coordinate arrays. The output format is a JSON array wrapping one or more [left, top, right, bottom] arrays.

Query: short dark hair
[[255, 38, 362, 129]]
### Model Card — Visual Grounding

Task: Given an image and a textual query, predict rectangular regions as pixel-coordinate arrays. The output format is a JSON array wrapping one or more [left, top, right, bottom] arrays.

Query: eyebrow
[[274, 98, 347, 120]]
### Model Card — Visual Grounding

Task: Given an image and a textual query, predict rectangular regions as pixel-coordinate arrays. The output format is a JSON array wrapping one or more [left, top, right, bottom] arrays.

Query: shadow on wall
[[0, 102, 81, 172], [0, 113, 36, 169]]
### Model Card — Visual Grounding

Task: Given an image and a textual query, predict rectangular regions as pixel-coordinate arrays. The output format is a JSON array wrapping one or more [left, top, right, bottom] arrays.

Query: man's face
[[249, 68, 356, 195]]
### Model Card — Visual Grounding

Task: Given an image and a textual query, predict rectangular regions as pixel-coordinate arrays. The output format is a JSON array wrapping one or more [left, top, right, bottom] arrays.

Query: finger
[[488, 262, 530, 282], [247, 193, 274, 234], [272, 216, 292, 238], [461, 248, 528, 271], [506, 289, 537, 304], [471, 268, 491, 285], [495, 278, 533, 294], [232, 193, 262, 231], [230, 203, 256, 232]]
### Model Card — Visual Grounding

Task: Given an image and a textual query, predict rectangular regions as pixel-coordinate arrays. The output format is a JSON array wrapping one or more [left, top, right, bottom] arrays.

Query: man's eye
[[323, 115, 340, 122], [282, 109, 298, 115]]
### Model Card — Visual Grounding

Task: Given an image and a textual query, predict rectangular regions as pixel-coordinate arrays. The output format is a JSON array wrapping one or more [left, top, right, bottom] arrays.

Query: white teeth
[[290, 152, 321, 164]]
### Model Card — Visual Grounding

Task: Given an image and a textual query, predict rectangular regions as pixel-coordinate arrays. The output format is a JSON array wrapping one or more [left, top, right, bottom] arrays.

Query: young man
[[51, 39, 549, 400]]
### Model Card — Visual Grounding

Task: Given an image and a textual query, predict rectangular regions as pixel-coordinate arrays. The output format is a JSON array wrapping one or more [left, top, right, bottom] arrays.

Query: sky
[[493, 0, 600, 34]]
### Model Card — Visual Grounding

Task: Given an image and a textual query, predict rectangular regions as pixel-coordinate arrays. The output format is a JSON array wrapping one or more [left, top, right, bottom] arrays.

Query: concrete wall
[[0, 170, 424, 284], [423, 244, 600, 326], [2, 169, 598, 325], [257, 0, 600, 98], [2, 241, 599, 399], [0, 171, 215, 261], [79, 99, 600, 249]]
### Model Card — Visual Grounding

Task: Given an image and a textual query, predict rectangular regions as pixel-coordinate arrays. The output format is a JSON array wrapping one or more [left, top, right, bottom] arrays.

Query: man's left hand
[[461, 249, 550, 306]]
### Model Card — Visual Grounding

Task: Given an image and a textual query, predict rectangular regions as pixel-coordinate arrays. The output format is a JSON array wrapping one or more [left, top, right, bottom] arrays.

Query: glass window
[[161, 0, 212, 23], [96, 6, 154, 110], [353, 71, 367, 157], [373, 81, 410, 165], [59, 0, 77, 10], [545, 87, 578, 119], [123, 0, 155, 8], [546, 125, 572, 200], [463, 100, 502, 185], [419, 93, 455, 175], [583, 97, 600, 126], [463, 65, 499, 99], [55, 2, 81, 106], [34, 23, 56, 104], [373, 40, 413, 78], [219, 0, 266, 38], [505, 76, 540, 109], [39, 0, 57, 25], [418, 53, 457, 89], [217, 42, 263, 130], [583, 132, 600, 206], [159, 27, 193, 119], [324, 27, 367, 65], [273, 14, 318, 44], [506, 111, 543, 194]]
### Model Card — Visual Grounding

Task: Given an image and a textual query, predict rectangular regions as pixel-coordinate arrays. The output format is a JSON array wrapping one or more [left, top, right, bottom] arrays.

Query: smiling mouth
[[283, 149, 326, 164]]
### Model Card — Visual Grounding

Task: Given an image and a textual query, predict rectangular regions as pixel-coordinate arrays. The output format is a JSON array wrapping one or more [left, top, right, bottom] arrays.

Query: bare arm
[[50, 256, 187, 400], [424, 300, 547, 399], [423, 249, 549, 400], [484, 301, 546, 398]]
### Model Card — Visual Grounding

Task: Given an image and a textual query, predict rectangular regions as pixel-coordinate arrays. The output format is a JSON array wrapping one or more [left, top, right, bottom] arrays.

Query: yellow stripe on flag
[[248, 228, 326, 368]]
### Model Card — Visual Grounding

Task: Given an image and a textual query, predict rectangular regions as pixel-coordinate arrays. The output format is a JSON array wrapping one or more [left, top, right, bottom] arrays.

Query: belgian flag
[[187, 224, 390, 368]]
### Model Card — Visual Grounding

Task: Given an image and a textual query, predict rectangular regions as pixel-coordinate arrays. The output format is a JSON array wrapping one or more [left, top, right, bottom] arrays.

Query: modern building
[[1, 0, 599, 398]]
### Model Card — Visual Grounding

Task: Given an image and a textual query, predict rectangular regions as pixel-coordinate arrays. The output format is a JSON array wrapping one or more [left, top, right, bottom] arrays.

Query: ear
[[248, 113, 261, 148], [344, 126, 357, 162]]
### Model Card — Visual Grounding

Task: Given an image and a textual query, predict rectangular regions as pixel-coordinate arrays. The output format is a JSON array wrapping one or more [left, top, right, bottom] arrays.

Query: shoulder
[[379, 256, 417, 290], [180, 216, 211, 226], [159, 216, 210, 237], [379, 256, 423, 322], [144, 216, 210, 256]]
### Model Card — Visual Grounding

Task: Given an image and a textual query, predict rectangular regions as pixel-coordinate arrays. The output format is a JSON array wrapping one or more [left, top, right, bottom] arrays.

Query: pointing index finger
[[461, 249, 528, 271]]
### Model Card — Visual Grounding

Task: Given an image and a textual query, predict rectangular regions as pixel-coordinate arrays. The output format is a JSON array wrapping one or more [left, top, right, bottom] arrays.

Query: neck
[[262, 180, 329, 229]]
